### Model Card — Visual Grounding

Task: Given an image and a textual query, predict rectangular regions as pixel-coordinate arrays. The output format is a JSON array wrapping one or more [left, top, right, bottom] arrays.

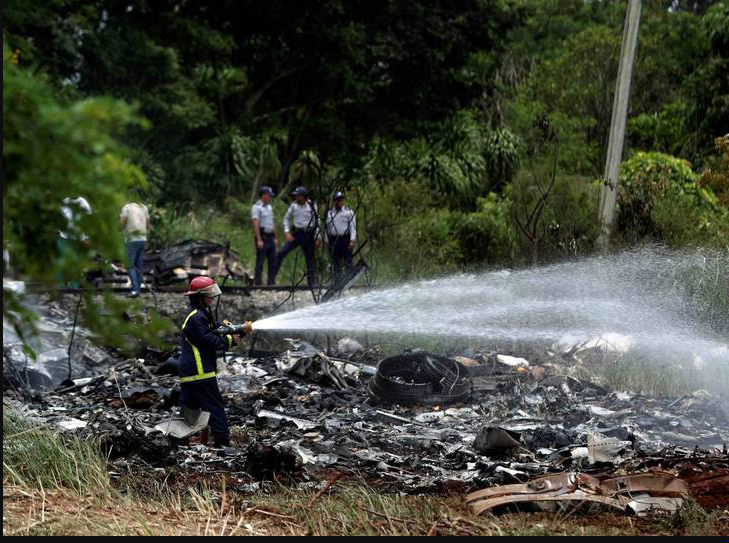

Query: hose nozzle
[[243, 321, 254, 334]]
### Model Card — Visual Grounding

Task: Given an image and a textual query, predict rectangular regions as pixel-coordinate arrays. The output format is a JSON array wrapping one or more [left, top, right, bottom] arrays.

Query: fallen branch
[[307, 472, 342, 509]]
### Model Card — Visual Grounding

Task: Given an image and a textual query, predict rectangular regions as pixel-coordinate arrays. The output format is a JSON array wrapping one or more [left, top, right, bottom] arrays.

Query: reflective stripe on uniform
[[180, 309, 216, 383], [227, 335, 233, 348], [182, 309, 198, 329], [180, 371, 217, 384]]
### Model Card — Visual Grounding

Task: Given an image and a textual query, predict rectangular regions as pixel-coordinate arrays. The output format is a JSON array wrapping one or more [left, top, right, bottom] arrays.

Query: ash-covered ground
[[4, 290, 728, 514]]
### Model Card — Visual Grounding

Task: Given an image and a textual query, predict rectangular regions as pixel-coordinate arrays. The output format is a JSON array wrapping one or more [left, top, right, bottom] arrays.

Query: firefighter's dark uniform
[[178, 306, 234, 446]]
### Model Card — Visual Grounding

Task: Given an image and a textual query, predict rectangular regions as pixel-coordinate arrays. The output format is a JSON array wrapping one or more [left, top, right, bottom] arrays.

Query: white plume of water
[[254, 248, 728, 362]]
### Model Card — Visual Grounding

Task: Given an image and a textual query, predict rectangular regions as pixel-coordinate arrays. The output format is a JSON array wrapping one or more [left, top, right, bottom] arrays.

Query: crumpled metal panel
[[467, 472, 690, 516]]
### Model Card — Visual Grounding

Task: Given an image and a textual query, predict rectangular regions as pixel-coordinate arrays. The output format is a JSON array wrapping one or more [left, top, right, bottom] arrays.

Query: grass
[[5, 477, 727, 536], [659, 500, 729, 538], [570, 349, 729, 397], [2, 406, 109, 495]]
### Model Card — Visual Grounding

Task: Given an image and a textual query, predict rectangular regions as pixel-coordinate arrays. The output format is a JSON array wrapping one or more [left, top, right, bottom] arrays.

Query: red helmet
[[183, 276, 222, 297]]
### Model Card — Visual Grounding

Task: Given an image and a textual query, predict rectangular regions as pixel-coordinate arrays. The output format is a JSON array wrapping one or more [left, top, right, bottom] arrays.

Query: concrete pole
[[597, 0, 642, 252]]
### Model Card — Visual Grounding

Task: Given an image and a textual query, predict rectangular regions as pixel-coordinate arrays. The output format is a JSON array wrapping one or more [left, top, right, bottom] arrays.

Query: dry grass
[[5, 478, 728, 536]]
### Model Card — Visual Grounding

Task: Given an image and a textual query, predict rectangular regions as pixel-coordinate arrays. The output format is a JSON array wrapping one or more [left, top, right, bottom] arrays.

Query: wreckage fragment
[[244, 440, 302, 482], [278, 339, 350, 390], [91, 239, 251, 288], [369, 352, 471, 406], [473, 427, 525, 457], [155, 407, 211, 439], [466, 472, 691, 516]]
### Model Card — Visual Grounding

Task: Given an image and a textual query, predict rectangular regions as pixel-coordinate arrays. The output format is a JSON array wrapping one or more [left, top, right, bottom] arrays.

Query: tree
[[3, 44, 169, 353], [2, 0, 525, 204]]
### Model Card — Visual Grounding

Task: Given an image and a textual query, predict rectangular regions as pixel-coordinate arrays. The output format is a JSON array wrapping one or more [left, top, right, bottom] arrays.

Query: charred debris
[[4, 300, 728, 515]]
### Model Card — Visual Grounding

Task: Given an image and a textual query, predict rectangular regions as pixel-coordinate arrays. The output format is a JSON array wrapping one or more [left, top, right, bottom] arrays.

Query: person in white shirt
[[274, 186, 320, 289], [250, 186, 278, 285], [119, 201, 150, 297], [58, 196, 93, 288], [325, 191, 357, 281]]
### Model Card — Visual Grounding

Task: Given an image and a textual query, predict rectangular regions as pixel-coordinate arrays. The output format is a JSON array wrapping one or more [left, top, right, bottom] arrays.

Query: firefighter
[[178, 276, 241, 447], [325, 191, 357, 282]]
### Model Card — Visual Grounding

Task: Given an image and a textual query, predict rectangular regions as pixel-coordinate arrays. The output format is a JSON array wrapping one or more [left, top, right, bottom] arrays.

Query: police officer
[[325, 191, 357, 282], [274, 186, 320, 289], [178, 276, 241, 447], [250, 186, 277, 286]]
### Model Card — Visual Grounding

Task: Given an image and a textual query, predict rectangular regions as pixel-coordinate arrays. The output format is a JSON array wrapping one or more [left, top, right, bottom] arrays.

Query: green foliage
[[518, 24, 621, 174], [684, 2, 729, 162], [2, 0, 526, 204], [699, 134, 729, 207], [618, 152, 695, 242], [484, 128, 522, 191], [361, 112, 522, 207], [453, 193, 517, 265], [651, 182, 729, 248], [618, 151, 729, 247], [509, 168, 601, 263], [3, 43, 169, 354], [628, 100, 691, 156], [351, 179, 517, 280], [510, 3, 716, 173], [2, 0, 727, 288]]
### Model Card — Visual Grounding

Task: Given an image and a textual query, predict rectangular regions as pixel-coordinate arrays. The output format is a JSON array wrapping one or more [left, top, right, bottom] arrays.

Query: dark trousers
[[125, 240, 145, 293], [329, 236, 354, 282], [180, 378, 230, 446], [275, 230, 316, 289], [254, 233, 277, 285]]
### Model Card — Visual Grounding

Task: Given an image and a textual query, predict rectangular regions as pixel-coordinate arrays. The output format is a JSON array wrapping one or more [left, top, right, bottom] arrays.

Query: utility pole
[[597, 0, 642, 252]]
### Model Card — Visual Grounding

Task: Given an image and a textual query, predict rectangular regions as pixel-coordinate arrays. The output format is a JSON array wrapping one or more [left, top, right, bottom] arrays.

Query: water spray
[[249, 248, 728, 364]]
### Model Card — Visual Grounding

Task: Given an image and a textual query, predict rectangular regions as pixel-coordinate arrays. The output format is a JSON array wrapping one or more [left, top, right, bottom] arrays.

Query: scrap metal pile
[[88, 240, 250, 289], [4, 334, 728, 514]]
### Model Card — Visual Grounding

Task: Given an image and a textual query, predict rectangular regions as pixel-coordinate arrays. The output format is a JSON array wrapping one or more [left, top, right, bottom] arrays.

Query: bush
[[454, 193, 516, 265], [618, 151, 729, 247], [351, 179, 456, 281], [507, 167, 600, 265], [3, 43, 169, 355]]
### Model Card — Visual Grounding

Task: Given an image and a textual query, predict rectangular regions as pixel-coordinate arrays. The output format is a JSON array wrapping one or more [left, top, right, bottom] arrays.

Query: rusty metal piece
[[467, 471, 691, 516]]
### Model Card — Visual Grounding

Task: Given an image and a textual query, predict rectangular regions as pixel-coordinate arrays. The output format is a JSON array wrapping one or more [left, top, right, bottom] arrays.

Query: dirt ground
[[5, 479, 727, 536]]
